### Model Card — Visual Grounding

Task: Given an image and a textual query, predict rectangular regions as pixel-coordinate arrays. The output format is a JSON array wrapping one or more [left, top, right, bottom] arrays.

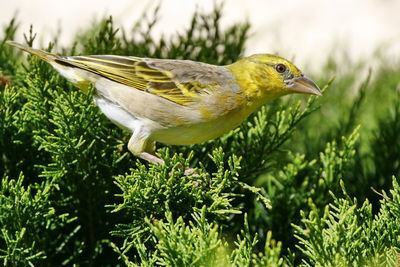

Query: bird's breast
[[151, 105, 253, 145]]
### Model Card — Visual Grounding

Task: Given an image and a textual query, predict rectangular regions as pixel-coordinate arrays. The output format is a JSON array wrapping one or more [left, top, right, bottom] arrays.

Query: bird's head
[[228, 54, 321, 103]]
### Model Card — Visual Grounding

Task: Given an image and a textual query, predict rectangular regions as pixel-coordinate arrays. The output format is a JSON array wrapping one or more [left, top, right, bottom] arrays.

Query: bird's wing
[[57, 55, 229, 106]]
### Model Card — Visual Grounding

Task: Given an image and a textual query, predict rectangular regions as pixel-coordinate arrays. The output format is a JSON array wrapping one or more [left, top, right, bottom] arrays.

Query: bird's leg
[[127, 129, 164, 165], [128, 133, 196, 174], [138, 151, 165, 165], [127, 128, 196, 173], [142, 141, 164, 165], [128, 135, 196, 175]]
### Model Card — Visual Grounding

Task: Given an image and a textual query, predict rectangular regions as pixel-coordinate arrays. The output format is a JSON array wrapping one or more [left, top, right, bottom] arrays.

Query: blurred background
[[2, 0, 400, 73]]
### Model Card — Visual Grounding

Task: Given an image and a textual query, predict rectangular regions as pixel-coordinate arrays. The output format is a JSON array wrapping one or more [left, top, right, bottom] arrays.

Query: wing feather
[[61, 55, 219, 106]]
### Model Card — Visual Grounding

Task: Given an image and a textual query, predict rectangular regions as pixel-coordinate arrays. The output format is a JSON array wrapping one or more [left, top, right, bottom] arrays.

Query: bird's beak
[[287, 75, 322, 96]]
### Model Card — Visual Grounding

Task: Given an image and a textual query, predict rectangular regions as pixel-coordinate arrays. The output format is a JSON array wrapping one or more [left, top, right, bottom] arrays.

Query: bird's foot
[[139, 153, 197, 177], [139, 152, 165, 165], [176, 163, 198, 176]]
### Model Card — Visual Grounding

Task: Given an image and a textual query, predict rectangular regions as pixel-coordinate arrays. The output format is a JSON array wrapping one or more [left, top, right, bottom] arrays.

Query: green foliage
[[110, 149, 242, 240], [1, 4, 400, 266], [0, 18, 19, 75], [0, 174, 74, 266], [294, 177, 400, 267], [370, 93, 400, 187]]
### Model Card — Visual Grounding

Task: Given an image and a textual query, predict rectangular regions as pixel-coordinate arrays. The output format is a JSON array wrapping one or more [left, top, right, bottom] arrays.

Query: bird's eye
[[275, 63, 287, 73]]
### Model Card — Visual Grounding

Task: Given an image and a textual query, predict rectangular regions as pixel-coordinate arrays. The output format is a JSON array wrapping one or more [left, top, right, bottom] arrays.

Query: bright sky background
[[1, 0, 400, 72]]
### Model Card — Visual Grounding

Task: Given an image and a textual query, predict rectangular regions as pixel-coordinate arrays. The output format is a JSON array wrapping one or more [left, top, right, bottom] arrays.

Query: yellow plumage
[[7, 41, 321, 165]]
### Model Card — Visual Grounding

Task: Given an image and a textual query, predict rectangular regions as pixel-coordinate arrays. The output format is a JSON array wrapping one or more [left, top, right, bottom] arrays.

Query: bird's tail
[[6, 41, 95, 91], [6, 41, 58, 62]]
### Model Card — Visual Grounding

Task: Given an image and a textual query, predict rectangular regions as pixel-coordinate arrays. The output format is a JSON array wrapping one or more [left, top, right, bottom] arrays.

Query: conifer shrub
[[1, 5, 399, 266]]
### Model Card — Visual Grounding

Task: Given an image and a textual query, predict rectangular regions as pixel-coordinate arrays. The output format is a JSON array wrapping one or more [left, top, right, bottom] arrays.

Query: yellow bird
[[7, 41, 321, 165]]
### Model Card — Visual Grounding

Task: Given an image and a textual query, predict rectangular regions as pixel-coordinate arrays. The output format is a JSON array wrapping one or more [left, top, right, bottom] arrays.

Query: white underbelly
[[94, 94, 251, 146], [93, 96, 140, 131]]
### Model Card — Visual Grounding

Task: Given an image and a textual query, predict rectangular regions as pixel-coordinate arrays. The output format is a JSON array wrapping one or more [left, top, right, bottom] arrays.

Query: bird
[[7, 41, 321, 165]]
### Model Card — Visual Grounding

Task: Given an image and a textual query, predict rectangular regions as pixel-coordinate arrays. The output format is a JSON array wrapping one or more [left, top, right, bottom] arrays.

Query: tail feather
[[6, 41, 58, 62], [6, 41, 95, 91]]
